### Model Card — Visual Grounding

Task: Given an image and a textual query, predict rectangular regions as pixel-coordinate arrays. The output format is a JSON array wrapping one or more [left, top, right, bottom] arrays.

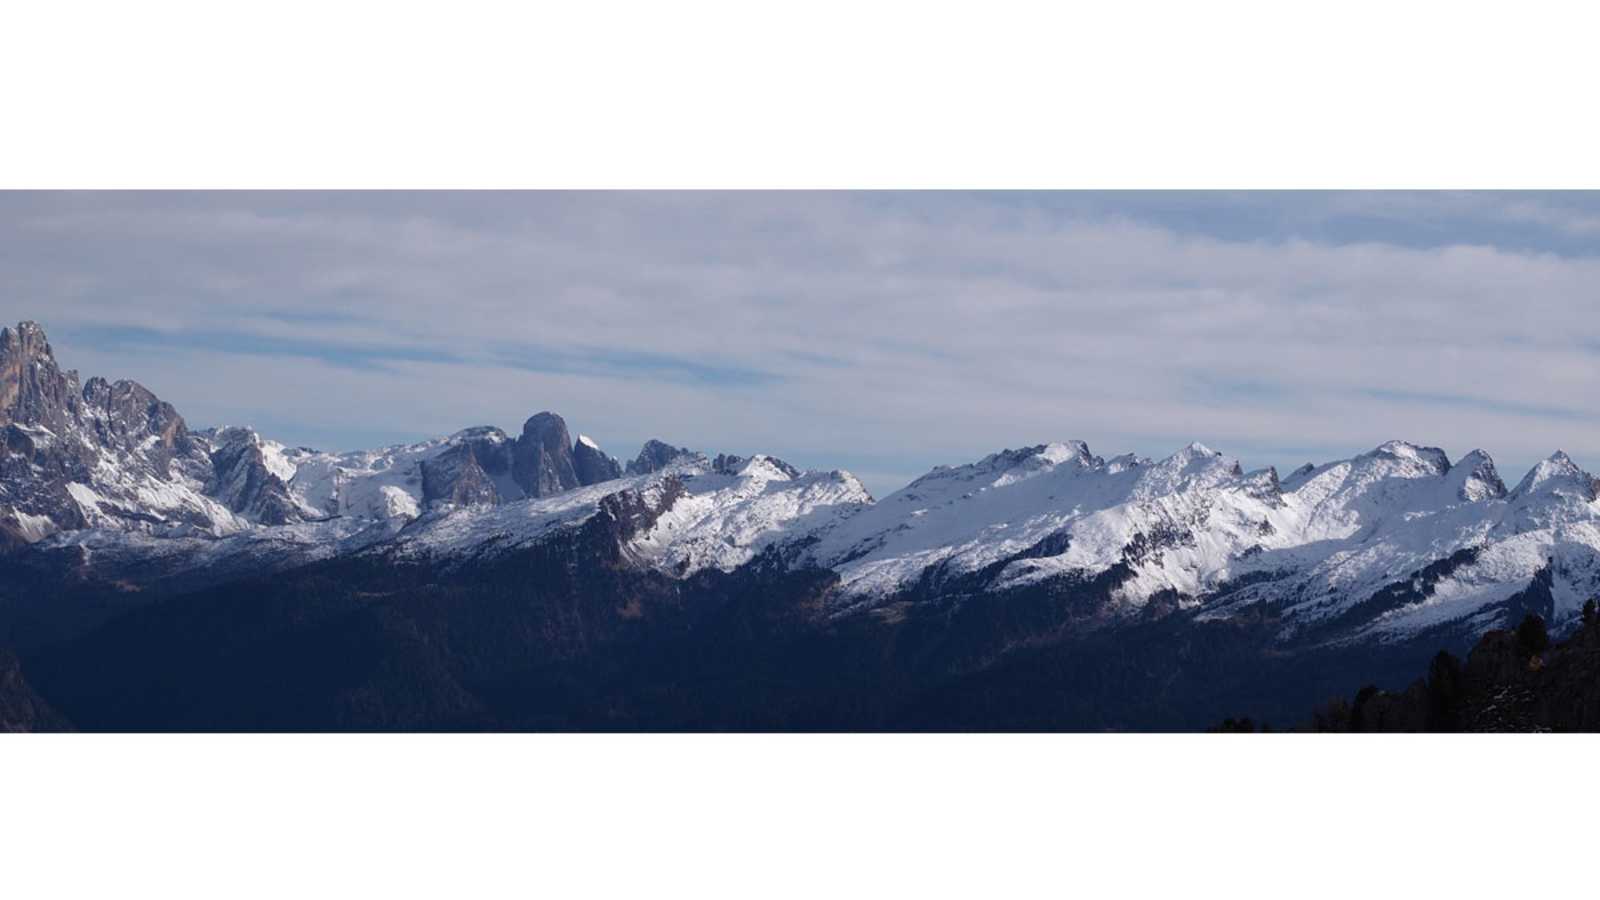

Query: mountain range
[[5, 320, 1599, 731]]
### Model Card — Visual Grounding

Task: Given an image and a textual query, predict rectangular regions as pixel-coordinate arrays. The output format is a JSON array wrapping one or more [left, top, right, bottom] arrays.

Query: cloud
[[4, 191, 1600, 497]]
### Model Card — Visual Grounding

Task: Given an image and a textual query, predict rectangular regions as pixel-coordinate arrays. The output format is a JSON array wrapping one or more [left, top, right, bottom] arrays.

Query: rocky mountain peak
[[1105, 452, 1149, 474], [1450, 449, 1507, 502], [1364, 440, 1451, 476], [512, 411, 581, 498], [572, 433, 623, 485], [1, 320, 53, 360], [627, 439, 696, 475], [1512, 451, 1598, 502], [206, 427, 306, 525], [84, 377, 193, 464], [711, 453, 801, 480], [1, 320, 80, 430], [521, 411, 569, 442], [1282, 462, 1318, 488]]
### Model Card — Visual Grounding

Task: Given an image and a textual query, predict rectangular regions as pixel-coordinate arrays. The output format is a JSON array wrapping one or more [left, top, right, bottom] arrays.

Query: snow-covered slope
[[629, 454, 870, 575], [204, 417, 634, 523], [32, 515, 405, 594], [383, 452, 872, 578], [803, 441, 1286, 607], [799, 436, 1600, 642], [264, 427, 517, 520], [1206, 446, 1600, 642]]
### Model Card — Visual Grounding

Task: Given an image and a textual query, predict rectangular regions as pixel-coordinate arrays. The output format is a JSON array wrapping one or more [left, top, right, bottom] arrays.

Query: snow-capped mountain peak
[[801, 438, 1247, 601], [1367, 439, 1452, 474], [1129, 441, 1239, 499], [1448, 448, 1508, 502], [626, 438, 697, 475], [1511, 451, 1598, 501]]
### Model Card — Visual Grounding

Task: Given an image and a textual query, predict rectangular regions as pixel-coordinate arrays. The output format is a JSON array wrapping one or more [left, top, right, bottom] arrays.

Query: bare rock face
[[512, 412, 582, 498], [206, 427, 306, 526], [421, 427, 514, 508], [712, 453, 800, 479], [626, 439, 696, 475], [572, 435, 623, 486], [1, 321, 81, 432], [82, 376, 195, 475], [430, 452, 500, 507], [2, 324, 93, 543]]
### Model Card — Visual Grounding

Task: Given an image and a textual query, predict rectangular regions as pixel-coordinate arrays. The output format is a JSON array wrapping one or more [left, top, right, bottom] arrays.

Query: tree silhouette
[[1425, 650, 1463, 731], [1350, 684, 1382, 732], [1516, 613, 1550, 656]]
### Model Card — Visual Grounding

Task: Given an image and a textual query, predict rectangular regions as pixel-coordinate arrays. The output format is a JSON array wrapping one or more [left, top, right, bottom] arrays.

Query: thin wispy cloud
[[4, 191, 1599, 496]]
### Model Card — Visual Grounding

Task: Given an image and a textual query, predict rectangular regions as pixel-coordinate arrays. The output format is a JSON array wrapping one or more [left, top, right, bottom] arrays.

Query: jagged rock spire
[[572, 434, 623, 485], [512, 411, 581, 498], [1, 320, 80, 429]]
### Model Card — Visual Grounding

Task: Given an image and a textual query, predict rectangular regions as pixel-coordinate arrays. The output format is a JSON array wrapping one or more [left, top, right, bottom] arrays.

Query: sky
[[4, 190, 1600, 498]]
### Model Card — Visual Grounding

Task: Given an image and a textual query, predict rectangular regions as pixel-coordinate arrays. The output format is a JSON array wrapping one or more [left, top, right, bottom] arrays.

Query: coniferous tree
[[1516, 613, 1550, 656], [1425, 650, 1463, 731], [1350, 685, 1382, 733], [1311, 697, 1352, 732]]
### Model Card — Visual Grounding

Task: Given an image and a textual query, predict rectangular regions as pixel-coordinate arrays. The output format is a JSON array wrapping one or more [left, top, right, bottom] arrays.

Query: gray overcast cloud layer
[[3, 191, 1599, 497]]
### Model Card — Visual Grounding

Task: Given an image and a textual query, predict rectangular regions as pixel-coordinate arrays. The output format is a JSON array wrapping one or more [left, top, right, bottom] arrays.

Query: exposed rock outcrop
[[626, 439, 696, 475], [2, 321, 80, 431], [207, 427, 307, 525], [573, 434, 623, 486], [512, 412, 582, 498], [420, 427, 514, 508]]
